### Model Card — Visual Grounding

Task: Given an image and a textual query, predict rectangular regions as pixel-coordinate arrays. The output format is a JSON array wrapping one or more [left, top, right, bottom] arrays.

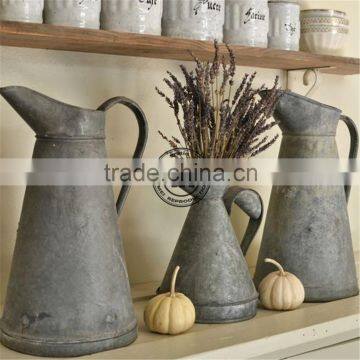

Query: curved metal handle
[[340, 115, 359, 202], [223, 186, 263, 256], [98, 97, 148, 215]]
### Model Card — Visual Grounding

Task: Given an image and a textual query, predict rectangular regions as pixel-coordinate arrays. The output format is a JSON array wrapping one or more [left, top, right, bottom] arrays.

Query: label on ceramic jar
[[244, 7, 267, 24], [193, 0, 223, 16], [244, 7, 266, 24], [138, 0, 159, 11], [284, 23, 297, 36]]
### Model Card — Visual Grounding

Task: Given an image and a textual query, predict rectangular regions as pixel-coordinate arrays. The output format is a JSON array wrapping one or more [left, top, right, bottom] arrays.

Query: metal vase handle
[[223, 187, 263, 255], [340, 115, 359, 202], [98, 97, 148, 215]]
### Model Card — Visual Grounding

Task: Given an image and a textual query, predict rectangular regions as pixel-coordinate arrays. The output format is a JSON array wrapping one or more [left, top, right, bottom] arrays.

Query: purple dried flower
[[156, 42, 281, 158]]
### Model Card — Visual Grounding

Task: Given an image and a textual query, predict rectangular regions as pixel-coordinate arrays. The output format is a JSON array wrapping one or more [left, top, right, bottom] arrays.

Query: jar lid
[[269, 0, 299, 4], [301, 9, 347, 17]]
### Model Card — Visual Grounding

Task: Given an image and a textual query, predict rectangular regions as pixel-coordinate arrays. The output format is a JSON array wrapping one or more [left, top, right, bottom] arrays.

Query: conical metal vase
[[158, 184, 263, 323]]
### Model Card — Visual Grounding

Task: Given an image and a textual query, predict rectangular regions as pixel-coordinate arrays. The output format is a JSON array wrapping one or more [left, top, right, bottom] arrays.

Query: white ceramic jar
[[44, 0, 101, 29], [0, 0, 44, 23], [300, 9, 349, 55], [268, 0, 300, 51], [224, 0, 269, 47], [101, 0, 163, 35], [162, 0, 225, 41]]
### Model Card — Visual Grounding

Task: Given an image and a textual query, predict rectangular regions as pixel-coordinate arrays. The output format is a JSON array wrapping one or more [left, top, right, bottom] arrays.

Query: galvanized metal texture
[[158, 185, 263, 323], [254, 90, 359, 302], [0, 86, 148, 357]]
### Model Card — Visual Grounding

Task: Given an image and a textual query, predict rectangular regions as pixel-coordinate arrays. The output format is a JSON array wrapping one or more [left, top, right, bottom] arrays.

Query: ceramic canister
[[300, 9, 349, 55], [162, 0, 225, 41], [0, 0, 44, 23], [224, 0, 269, 47], [44, 0, 101, 29], [268, 0, 300, 51], [101, 0, 163, 35]]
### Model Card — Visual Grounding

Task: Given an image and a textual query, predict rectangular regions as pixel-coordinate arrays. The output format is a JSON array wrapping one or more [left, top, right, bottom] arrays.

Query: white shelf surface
[[1, 255, 359, 359]]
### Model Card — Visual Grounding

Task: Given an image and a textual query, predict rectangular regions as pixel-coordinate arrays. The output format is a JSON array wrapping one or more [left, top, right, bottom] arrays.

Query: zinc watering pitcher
[[158, 184, 263, 323], [254, 91, 359, 302], [0, 86, 148, 357]]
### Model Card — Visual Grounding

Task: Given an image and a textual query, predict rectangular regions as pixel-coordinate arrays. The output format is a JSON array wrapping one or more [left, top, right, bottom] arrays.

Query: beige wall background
[[0, 0, 359, 304]]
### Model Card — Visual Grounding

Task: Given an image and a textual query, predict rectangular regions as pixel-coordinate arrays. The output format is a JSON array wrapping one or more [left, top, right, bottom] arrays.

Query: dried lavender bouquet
[[156, 42, 281, 158]]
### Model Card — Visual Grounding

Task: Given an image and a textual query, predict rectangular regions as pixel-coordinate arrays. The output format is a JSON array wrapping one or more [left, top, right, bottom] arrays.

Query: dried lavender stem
[[156, 42, 281, 159]]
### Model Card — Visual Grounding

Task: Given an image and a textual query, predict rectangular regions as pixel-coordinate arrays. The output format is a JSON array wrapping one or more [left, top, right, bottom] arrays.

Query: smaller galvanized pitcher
[[158, 184, 263, 323]]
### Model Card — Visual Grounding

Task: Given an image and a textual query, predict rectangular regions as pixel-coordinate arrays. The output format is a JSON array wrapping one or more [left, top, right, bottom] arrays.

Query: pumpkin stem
[[265, 258, 286, 276], [170, 266, 180, 297]]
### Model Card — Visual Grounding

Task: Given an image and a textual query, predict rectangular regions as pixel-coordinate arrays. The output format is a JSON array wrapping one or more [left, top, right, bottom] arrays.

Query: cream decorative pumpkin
[[259, 258, 305, 311], [144, 266, 195, 335]]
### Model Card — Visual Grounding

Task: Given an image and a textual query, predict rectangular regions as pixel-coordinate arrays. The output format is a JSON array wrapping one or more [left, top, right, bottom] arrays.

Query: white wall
[[1, 0, 359, 304]]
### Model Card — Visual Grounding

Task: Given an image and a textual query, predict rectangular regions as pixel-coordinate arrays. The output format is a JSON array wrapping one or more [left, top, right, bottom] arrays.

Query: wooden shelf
[[1, 21, 359, 75]]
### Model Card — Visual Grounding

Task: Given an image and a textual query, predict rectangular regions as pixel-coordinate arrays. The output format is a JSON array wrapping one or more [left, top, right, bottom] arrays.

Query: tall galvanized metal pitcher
[[254, 90, 359, 302], [0, 86, 148, 357], [158, 185, 263, 323]]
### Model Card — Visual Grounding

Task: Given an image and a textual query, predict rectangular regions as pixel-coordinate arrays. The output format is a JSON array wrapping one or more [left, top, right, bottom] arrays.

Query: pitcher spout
[[0, 86, 104, 138], [260, 90, 342, 136], [1, 86, 61, 135]]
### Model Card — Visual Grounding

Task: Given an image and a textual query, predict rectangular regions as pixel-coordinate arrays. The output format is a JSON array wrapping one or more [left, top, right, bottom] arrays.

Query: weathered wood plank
[[1, 21, 359, 75]]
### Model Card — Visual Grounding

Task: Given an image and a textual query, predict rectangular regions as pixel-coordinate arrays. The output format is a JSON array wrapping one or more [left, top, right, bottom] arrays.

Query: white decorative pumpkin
[[144, 266, 195, 335], [259, 258, 305, 311]]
